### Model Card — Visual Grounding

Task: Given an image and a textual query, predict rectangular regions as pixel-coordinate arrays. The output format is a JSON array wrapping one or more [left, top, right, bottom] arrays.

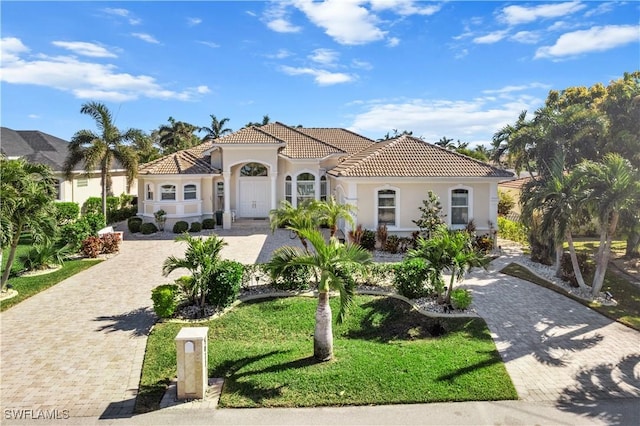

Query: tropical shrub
[[189, 221, 202, 232], [108, 206, 138, 223], [474, 235, 494, 254], [141, 222, 158, 235], [270, 264, 311, 291], [207, 260, 244, 308], [81, 236, 103, 258], [498, 191, 515, 217], [384, 235, 400, 253], [173, 221, 189, 234], [154, 210, 167, 231], [450, 288, 472, 310], [376, 224, 388, 249], [412, 190, 446, 238], [202, 218, 216, 229], [497, 217, 527, 245], [20, 241, 71, 271], [393, 258, 431, 299], [59, 219, 93, 251], [348, 224, 364, 245], [83, 196, 119, 216], [361, 229, 376, 251], [127, 217, 143, 233], [151, 284, 179, 318], [100, 233, 121, 254], [83, 212, 106, 234], [53, 202, 80, 225]]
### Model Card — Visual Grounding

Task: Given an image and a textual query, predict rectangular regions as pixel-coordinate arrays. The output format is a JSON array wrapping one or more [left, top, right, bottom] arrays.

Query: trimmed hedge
[[189, 221, 202, 232], [141, 222, 158, 235], [151, 284, 179, 318], [173, 221, 189, 234], [128, 217, 143, 233], [202, 218, 216, 229]]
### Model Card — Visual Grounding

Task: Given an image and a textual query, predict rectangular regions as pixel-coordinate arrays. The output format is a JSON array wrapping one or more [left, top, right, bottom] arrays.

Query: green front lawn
[[137, 295, 517, 412]]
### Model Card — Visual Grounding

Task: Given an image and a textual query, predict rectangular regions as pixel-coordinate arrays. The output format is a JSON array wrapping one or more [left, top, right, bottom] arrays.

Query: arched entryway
[[238, 162, 270, 218]]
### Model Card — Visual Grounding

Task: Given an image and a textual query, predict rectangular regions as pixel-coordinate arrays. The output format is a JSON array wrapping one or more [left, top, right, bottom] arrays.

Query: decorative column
[[270, 173, 278, 212], [223, 171, 231, 229]]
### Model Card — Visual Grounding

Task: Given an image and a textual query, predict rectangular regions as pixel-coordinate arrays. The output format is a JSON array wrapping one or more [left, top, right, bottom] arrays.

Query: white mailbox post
[[175, 327, 208, 400]]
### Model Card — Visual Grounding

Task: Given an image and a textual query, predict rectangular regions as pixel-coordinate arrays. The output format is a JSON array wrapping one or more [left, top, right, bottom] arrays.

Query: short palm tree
[[269, 200, 318, 252], [64, 102, 139, 220], [1, 157, 57, 291], [408, 225, 488, 304], [162, 234, 227, 313], [266, 228, 372, 361], [312, 196, 355, 238]]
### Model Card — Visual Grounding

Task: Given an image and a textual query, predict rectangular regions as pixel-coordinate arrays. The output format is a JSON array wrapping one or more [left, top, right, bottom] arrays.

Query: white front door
[[239, 178, 270, 218]]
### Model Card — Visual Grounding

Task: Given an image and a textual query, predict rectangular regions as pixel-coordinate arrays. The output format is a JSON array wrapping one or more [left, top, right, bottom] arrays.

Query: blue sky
[[1, 1, 638, 146]]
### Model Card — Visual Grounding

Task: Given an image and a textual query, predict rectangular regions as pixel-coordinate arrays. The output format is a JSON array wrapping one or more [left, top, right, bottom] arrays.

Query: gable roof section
[[213, 126, 284, 145], [296, 127, 374, 155], [0, 127, 83, 172], [499, 176, 532, 190], [139, 144, 218, 175], [260, 122, 344, 159], [328, 135, 514, 178]]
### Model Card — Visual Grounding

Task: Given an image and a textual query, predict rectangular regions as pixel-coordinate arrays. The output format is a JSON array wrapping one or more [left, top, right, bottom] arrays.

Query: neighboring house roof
[[498, 176, 532, 190], [0, 127, 84, 172], [328, 135, 515, 178], [139, 145, 218, 175]]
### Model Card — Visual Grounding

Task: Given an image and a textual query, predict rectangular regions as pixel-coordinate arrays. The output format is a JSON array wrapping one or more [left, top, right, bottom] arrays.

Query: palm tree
[[269, 200, 318, 252], [408, 225, 488, 304], [162, 233, 227, 313], [64, 102, 139, 220], [435, 136, 455, 150], [574, 153, 640, 296], [266, 228, 372, 361], [201, 114, 232, 141], [157, 116, 200, 154], [244, 114, 271, 128], [1, 157, 58, 291], [312, 196, 356, 238]]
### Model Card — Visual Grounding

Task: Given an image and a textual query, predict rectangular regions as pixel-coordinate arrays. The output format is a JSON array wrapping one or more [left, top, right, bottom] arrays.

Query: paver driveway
[[465, 248, 640, 422]]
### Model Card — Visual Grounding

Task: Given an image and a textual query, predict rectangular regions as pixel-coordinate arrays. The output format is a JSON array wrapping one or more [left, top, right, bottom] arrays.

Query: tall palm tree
[[312, 196, 356, 238], [162, 233, 227, 313], [1, 157, 57, 291], [157, 116, 200, 154], [269, 200, 318, 252], [201, 114, 232, 141], [435, 136, 455, 150], [64, 102, 139, 220], [574, 153, 640, 296], [266, 228, 372, 361], [244, 114, 271, 128]]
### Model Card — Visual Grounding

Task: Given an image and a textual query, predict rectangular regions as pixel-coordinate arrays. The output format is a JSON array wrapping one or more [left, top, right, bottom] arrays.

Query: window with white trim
[[296, 173, 315, 206], [451, 189, 469, 226], [54, 179, 61, 200], [285, 176, 292, 204], [320, 176, 328, 201], [146, 184, 154, 200], [377, 189, 396, 226], [161, 184, 176, 200], [184, 184, 197, 200]]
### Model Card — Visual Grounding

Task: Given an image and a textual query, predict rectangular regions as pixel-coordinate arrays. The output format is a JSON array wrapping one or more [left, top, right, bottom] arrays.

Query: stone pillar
[[175, 327, 208, 400]]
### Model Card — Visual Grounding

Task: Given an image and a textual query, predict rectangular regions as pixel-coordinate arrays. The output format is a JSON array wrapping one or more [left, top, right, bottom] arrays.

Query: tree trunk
[[444, 272, 456, 305], [592, 212, 619, 296], [314, 291, 333, 361], [554, 241, 563, 278], [101, 171, 108, 221], [566, 232, 588, 291], [625, 230, 640, 258], [1, 224, 23, 290]]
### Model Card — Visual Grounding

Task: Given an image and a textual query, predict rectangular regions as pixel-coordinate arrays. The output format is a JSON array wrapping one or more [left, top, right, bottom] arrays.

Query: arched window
[[377, 189, 396, 226], [240, 162, 268, 176], [296, 173, 315, 206], [320, 175, 328, 201], [451, 188, 469, 226], [161, 184, 176, 200], [285, 176, 292, 204], [184, 184, 197, 200]]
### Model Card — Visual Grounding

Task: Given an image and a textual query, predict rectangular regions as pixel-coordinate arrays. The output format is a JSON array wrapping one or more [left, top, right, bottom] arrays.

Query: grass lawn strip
[[500, 263, 640, 331], [137, 295, 517, 412]]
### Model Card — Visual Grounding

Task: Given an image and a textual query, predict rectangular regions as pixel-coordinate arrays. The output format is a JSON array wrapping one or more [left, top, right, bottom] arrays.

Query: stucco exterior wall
[[56, 172, 136, 210]]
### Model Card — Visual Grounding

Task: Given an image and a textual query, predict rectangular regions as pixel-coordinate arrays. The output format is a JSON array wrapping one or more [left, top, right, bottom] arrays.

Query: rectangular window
[[184, 184, 197, 200], [77, 178, 88, 187], [451, 189, 469, 225], [146, 184, 154, 200], [296, 182, 315, 205], [320, 177, 327, 202], [378, 190, 396, 226], [285, 178, 292, 204], [161, 184, 176, 201]]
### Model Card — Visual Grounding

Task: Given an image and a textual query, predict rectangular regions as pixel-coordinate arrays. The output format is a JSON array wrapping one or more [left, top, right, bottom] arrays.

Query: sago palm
[[266, 228, 372, 361]]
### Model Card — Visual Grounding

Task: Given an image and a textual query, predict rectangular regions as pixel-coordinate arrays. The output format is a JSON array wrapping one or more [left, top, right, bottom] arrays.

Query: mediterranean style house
[[138, 122, 514, 235], [1, 127, 137, 208]]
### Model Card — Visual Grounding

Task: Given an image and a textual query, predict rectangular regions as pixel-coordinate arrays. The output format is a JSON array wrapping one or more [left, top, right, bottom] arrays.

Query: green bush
[[498, 191, 515, 217], [450, 288, 473, 310], [59, 219, 93, 251], [141, 222, 158, 235], [173, 221, 189, 234], [53, 202, 80, 225], [189, 221, 202, 232], [108, 206, 138, 223], [207, 260, 244, 308], [202, 218, 216, 229], [393, 258, 431, 299], [20, 241, 71, 271], [361, 229, 376, 251], [82, 196, 120, 215], [497, 217, 527, 245], [128, 217, 143, 233], [270, 264, 312, 291], [151, 284, 179, 318], [83, 213, 106, 234]]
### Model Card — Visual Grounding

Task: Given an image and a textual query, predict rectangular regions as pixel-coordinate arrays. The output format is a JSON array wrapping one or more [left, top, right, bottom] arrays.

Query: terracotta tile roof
[[259, 122, 344, 159], [213, 126, 284, 145], [139, 144, 218, 175], [328, 135, 515, 178], [499, 176, 532, 189], [296, 127, 375, 155]]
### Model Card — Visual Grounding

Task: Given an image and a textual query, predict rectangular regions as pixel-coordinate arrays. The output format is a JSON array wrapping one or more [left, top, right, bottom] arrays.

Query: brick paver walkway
[[465, 247, 640, 411]]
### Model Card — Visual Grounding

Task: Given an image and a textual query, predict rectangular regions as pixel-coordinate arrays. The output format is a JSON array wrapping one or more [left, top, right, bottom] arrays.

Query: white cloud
[[51, 41, 117, 58], [387, 37, 400, 47], [292, 0, 386, 45], [131, 33, 160, 44], [187, 17, 202, 26], [351, 59, 373, 70], [280, 66, 355, 85], [197, 41, 220, 48], [535, 24, 639, 59], [102, 8, 140, 25], [584, 2, 616, 17], [28, 114, 40, 119], [264, 3, 302, 33], [501, 1, 586, 26], [482, 83, 551, 95], [0, 37, 207, 102], [268, 18, 302, 33], [369, 0, 441, 16], [454, 49, 469, 59], [348, 93, 544, 143], [510, 31, 542, 45], [473, 30, 508, 44], [309, 48, 339, 65], [266, 49, 292, 59]]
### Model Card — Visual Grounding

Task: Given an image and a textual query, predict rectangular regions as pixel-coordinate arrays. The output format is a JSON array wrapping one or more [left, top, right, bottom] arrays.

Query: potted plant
[[154, 209, 167, 231]]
